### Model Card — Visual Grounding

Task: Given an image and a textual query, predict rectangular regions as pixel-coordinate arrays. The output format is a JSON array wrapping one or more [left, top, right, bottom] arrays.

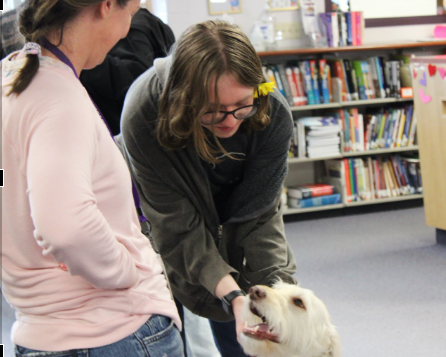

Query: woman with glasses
[[117, 20, 297, 356]]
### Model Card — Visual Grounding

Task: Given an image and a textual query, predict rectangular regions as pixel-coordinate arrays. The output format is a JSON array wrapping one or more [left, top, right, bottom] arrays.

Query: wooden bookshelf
[[288, 146, 419, 164], [263, 41, 446, 217], [258, 40, 446, 59], [411, 56, 446, 235], [284, 194, 423, 215]]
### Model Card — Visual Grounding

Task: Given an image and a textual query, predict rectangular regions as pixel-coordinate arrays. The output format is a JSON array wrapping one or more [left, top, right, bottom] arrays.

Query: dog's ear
[[325, 327, 342, 357]]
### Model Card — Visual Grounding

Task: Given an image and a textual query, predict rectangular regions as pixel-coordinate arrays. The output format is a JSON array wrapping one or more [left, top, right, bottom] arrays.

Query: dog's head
[[240, 280, 341, 357]]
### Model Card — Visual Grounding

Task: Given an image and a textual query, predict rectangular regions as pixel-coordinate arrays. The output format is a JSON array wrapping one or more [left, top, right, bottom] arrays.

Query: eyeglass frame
[[201, 88, 261, 125]]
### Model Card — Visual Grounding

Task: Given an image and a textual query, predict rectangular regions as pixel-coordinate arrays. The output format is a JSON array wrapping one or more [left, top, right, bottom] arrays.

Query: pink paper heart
[[419, 88, 432, 104], [438, 67, 446, 79]]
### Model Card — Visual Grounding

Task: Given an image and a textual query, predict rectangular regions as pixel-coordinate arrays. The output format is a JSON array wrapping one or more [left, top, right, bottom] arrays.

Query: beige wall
[[160, 0, 442, 46]]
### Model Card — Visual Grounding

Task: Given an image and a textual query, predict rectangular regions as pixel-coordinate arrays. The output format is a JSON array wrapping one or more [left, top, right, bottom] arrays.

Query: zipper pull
[[218, 225, 223, 239]]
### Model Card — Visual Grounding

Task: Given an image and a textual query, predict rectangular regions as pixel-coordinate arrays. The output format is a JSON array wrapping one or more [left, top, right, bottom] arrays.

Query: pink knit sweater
[[1, 52, 181, 351]]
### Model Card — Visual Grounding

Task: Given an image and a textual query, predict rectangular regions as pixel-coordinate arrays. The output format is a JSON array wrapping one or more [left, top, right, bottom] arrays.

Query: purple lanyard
[[40, 38, 149, 226]]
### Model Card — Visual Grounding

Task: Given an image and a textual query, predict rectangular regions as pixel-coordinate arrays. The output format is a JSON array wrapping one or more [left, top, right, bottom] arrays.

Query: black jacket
[[80, 8, 175, 135]]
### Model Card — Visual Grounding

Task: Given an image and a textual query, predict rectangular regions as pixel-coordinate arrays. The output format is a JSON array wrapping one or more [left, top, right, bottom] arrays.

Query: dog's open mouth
[[243, 305, 280, 343]]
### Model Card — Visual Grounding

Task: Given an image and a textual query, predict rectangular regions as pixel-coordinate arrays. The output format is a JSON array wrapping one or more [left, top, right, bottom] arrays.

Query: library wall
[[162, 0, 443, 44]]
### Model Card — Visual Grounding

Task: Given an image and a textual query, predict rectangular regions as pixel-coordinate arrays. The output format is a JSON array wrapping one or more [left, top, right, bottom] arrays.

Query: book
[[325, 159, 347, 202], [299, 61, 316, 105], [318, 13, 333, 47], [351, 60, 367, 100], [319, 59, 331, 103], [287, 183, 335, 199], [288, 193, 342, 209], [292, 66, 308, 106], [285, 66, 300, 106], [309, 60, 321, 104], [343, 59, 359, 101], [276, 63, 295, 107], [306, 135, 340, 147]]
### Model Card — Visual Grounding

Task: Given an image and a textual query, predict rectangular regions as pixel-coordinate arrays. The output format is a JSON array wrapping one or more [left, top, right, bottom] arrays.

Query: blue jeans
[[209, 319, 250, 357], [14, 315, 184, 357]]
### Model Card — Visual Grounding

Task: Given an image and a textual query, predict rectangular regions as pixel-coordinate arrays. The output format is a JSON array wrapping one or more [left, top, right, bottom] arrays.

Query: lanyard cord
[[40, 38, 149, 227]]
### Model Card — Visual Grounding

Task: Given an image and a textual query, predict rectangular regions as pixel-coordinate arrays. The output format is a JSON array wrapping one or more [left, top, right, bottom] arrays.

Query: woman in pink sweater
[[1, 0, 183, 356]]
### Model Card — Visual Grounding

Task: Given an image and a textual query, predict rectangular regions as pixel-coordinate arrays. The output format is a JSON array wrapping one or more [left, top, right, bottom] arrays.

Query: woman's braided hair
[[8, 0, 130, 96]]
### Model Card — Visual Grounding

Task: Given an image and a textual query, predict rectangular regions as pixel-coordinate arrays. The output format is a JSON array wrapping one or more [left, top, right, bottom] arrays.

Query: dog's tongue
[[243, 323, 279, 343]]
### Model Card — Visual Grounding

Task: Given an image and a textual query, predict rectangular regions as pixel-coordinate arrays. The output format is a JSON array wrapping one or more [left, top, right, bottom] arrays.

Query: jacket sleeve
[[237, 200, 297, 288]]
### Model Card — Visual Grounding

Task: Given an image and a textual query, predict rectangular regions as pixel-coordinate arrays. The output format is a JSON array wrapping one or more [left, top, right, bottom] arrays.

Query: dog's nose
[[249, 286, 266, 300]]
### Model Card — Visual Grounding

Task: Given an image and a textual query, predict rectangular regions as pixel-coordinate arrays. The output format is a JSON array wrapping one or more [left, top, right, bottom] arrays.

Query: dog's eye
[[293, 298, 305, 309]]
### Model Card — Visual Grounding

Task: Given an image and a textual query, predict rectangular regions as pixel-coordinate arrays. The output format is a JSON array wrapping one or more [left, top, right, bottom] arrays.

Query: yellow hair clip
[[254, 81, 276, 98]]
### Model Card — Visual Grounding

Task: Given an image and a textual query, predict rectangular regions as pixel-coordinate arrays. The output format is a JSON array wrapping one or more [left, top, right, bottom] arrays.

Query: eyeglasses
[[201, 93, 260, 125]]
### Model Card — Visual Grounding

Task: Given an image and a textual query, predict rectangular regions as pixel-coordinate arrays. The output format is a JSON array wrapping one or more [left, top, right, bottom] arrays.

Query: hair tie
[[254, 82, 275, 98], [24, 42, 42, 57]]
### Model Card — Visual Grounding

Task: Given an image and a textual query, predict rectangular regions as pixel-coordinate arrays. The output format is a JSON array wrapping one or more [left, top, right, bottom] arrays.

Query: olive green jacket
[[117, 57, 297, 322]]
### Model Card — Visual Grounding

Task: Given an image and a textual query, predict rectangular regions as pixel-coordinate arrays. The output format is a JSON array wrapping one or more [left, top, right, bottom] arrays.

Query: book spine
[[292, 66, 308, 105], [309, 60, 321, 104], [277, 63, 295, 107], [343, 158, 353, 202], [300, 61, 315, 105], [319, 59, 331, 104], [286, 66, 299, 106], [271, 65, 286, 99], [345, 12, 353, 46], [297, 193, 341, 208], [291, 185, 335, 199], [408, 114, 417, 146], [401, 104, 413, 147], [331, 12, 339, 47]]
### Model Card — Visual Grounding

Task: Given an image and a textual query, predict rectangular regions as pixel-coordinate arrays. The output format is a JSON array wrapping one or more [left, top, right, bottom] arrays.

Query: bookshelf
[[411, 55, 446, 243], [258, 41, 446, 215]]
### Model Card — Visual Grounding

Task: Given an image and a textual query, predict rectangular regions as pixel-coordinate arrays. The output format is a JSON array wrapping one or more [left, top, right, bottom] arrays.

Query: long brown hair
[[157, 20, 271, 163], [7, 0, 131, 96]]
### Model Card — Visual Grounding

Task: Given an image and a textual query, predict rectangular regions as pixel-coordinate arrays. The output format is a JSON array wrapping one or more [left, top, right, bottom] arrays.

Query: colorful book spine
[[293, 193, 341, 208], [299, 61, 316, 105], [288, 183, 335, 199], [343, 158, 353, 202], [319, 59, 331, 104], [401, 104, 413, 146], [309, 60, 321, 104]]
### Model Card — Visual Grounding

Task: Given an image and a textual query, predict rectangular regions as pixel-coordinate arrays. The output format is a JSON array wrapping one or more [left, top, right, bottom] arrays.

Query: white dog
[[240, 280, 341, 357]]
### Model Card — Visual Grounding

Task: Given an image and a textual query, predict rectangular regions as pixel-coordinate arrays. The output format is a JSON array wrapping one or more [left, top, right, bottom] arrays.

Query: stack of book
[[325, 155, 422, 203], [287, 183, 341, 209], [318, 11, 364, 48], [290, 116, 342, 159]]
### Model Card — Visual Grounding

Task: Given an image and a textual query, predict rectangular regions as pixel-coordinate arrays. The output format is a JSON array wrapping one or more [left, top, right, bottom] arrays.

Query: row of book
[[290, 116, 342, 159], [325, 155, 422, 203], [330, 56, 412, 101], [318, 11, 364, 48], [288, 107, 418, 159], [337, 105, 417, 153], [286, 183, 341, 209], [264, 56, 411, 107], [263, 62, 329, 107]]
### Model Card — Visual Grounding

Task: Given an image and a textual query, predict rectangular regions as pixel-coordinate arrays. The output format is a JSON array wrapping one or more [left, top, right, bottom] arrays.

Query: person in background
[[80, 6, 175, 135], [117, 20, 297, 356], [1, 0, 184, 355]]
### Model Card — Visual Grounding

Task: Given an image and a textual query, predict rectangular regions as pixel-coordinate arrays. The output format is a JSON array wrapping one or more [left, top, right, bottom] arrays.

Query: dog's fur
[[240, 280, 341, 357]]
